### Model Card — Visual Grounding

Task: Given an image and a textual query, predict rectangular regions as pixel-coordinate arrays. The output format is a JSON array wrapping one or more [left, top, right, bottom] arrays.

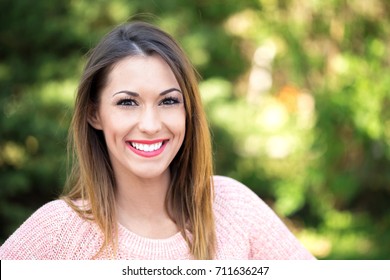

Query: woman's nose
[[138, 107, 162, 135]]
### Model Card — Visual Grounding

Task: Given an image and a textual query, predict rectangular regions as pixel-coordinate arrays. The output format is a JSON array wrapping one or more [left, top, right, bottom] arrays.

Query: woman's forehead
[[102, 55, 181, 96]]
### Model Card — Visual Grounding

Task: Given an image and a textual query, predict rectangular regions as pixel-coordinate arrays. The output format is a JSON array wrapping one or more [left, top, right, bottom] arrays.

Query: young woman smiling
[[0, 21, 314, 260]]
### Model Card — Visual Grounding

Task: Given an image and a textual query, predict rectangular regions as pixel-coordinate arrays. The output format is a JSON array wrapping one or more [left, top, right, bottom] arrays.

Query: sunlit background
[[1, 0, 390, 259]]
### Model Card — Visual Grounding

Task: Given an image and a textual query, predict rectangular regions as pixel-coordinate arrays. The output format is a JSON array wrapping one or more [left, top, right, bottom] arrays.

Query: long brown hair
[[62, 21, 216, 259]]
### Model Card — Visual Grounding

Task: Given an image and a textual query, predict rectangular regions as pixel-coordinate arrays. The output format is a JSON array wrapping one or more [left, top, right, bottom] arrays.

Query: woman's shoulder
[[212, 175, 264, 207], [30, 199, 97, 239], [26, 199, 85, 227], [35, 199, 76, 215], [0, 199, 94, 259], [212, 176, 315, 259], [5, 199, 82, 238], [211, 175, 273, 224], [211, 175, 287, 235]]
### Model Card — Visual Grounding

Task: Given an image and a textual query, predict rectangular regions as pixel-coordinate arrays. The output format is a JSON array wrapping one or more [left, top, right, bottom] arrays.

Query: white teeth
[[131, 141, 163, 152]]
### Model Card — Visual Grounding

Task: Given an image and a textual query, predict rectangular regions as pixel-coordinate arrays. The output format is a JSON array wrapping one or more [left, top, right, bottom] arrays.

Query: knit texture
[[0, 176, 314, 260]]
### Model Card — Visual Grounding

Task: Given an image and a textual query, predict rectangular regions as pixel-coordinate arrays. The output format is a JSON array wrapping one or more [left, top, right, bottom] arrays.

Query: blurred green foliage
[[1, 0, 390, 259]]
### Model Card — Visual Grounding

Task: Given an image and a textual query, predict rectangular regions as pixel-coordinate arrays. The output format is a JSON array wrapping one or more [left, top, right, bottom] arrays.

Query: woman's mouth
[[130, 141, 163, 152], [127, 139, 168, 157]]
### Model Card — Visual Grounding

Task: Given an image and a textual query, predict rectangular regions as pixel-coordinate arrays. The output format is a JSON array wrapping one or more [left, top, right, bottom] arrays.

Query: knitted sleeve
[[0, 200, 66, 260], [214, 176, 315, 260]]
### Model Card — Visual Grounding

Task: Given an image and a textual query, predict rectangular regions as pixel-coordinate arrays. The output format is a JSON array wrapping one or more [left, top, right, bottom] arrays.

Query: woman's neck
[[114, 170, 179, 238]]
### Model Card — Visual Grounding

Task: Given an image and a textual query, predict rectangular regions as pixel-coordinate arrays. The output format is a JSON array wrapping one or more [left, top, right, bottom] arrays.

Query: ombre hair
[[62, 21, 216, 259]]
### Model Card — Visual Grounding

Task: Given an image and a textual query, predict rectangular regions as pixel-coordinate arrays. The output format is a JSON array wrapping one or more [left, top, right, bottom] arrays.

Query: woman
[[0, 21, 314, 260]]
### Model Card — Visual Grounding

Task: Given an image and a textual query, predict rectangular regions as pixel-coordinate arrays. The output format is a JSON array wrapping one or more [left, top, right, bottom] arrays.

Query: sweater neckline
[[117, 222, 191, 259]]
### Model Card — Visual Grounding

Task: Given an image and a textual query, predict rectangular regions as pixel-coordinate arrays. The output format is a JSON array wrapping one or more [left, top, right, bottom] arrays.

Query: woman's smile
[[127, 139, 169, 158]]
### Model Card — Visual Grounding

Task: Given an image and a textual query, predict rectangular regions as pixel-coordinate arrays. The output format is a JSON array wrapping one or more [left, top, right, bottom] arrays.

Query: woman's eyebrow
[[159, 88, 182, 96], [112, 88, 182, 97], [112, 90, 139, 97]]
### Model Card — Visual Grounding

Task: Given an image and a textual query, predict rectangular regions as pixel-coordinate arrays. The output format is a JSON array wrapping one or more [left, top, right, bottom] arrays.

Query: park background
[[1, 0, 390, 259]]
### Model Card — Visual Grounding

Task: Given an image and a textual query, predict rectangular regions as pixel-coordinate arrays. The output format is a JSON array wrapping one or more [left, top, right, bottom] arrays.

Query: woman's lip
[[129, 139, 168, 144], [126, 140, 168, 158]]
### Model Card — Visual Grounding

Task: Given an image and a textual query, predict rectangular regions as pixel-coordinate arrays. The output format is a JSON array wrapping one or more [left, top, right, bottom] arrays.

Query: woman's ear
[[87, 105, 103, 130]]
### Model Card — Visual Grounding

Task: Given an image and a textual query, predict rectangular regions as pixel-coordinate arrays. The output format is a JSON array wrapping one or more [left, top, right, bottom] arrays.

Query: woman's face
[[90, 54, 186, 183]]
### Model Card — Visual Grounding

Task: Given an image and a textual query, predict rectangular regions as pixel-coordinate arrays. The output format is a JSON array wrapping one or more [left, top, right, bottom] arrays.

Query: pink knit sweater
[[0, 176, 314, 260]]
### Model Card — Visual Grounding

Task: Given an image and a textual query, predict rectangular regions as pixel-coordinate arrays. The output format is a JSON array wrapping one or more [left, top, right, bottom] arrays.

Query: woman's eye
[[160, 97, 180, 105], [117, 99, 137, 106]]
